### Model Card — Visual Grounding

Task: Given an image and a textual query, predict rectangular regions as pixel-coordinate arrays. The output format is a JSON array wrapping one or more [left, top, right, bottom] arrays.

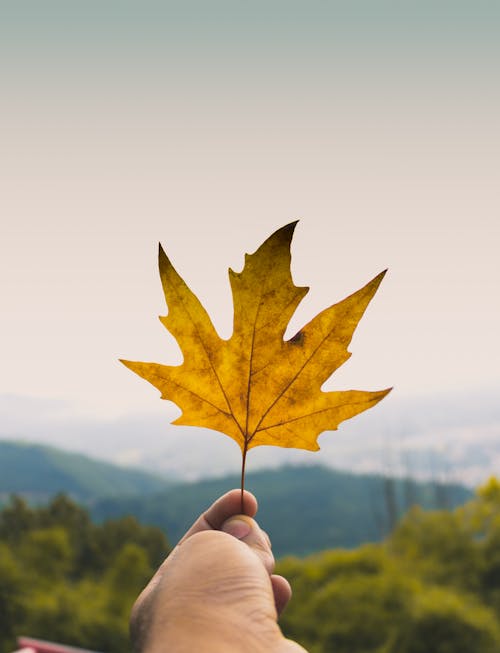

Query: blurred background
[[1, 2, 499, 651]]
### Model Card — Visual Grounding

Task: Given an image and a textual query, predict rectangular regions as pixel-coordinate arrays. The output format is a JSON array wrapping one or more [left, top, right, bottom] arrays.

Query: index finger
[[179, 489, 258, 544]]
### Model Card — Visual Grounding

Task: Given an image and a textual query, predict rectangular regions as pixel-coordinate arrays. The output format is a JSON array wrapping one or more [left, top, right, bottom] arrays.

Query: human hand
[[130, 489, 308, 652]]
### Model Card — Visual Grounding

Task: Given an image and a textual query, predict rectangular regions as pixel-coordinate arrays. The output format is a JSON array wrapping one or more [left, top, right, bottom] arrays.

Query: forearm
[[143, 605, 286, 653]]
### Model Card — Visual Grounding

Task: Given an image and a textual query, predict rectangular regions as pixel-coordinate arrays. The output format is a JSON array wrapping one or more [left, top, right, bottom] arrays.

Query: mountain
[[91, 465, 473, 557], [0, 440, 172, 504], [0, 440, 475, 557]]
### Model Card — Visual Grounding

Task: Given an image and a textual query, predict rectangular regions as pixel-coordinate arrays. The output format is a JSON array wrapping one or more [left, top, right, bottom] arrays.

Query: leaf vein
[[255, 398, 375, 432], [172, 282, 245, 436], [252, 326, 338, 433]]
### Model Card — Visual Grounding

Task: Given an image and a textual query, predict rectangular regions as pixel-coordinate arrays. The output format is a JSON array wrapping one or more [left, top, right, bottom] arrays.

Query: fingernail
[[221, 518, 251, 539]]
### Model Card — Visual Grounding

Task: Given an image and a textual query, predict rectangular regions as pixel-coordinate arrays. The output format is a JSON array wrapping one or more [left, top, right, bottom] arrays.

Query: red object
[[16, 638, 103, 653]]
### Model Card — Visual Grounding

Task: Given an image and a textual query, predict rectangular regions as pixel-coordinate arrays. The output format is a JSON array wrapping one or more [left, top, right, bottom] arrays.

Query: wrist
[[145, 603, 283, 653]]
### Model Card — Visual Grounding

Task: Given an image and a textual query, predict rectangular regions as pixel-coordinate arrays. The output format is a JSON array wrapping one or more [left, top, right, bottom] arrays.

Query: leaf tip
[[375, 387, 393, 404], [277, 220, 299, 241], [373, 268, 388, 286], [158, 242, 170, 268], [358, 269, 388, 304], [119, 358, 136, 371]]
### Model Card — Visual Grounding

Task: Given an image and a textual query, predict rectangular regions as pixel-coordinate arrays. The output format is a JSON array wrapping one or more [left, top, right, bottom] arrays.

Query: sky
[[1, 1, 499, 435]]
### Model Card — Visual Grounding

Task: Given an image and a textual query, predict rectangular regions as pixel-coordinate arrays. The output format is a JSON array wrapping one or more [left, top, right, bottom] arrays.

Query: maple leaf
[[121, 223, 391, 501]]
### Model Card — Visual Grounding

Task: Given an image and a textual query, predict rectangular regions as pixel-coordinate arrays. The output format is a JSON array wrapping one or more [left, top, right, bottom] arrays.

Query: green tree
[[390, 587, 500, 653], [19, 527, 73, 583], [0, 494, 170, 653], [0, 543, 24, 648], [0, 495, 36, 543], [389, 507, 483, 592], [280, 547, 415, 653], [279, 478, 500, 653]]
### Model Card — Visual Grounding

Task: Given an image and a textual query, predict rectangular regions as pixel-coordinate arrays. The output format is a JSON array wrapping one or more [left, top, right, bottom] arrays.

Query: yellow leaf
[[121, 223, 391, 483]]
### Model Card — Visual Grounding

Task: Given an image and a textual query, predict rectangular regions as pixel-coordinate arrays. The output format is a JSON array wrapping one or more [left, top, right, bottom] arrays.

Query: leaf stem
[[240, 443, 248, 513]]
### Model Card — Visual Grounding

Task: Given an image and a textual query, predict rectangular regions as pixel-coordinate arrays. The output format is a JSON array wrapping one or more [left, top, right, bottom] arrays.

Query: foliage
[[2, 479, 497, 653], [278, 478, 500, 652], [122, 223, 390, 496], [0, 494, 170, 653]]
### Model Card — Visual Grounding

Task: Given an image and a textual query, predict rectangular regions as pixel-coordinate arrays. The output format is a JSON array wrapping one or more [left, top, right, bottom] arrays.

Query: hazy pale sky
[[1, 1, 499, 421]]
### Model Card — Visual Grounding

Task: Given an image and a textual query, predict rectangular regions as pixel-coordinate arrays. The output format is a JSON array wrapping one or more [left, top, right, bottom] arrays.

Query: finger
[[270, 574, 292, 615], [179, 489, 258, 544], [221, 515, 275, 574]]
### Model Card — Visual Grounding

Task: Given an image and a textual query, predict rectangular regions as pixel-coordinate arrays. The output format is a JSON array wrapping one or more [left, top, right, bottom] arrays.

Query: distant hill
[[0, 441, 474, 557], [0, 440, 171, 503], [92, 465, 473, 557]]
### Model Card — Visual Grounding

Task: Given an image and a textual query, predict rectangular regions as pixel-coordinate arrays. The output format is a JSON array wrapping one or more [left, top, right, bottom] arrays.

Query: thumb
[[220, 515, 275, 574]]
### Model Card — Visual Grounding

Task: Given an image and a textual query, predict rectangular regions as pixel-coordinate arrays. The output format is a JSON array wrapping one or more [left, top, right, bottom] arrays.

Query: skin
[[130, 489, 308, 653]]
